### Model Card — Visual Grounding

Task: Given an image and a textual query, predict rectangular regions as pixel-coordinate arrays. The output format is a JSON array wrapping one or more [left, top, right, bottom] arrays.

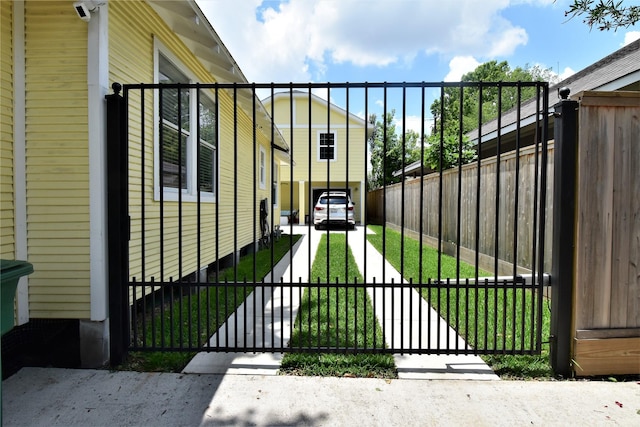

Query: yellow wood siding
[[1, 0, 14, 258], [110, 1, 272, 283], [24, 1, 91, 318]]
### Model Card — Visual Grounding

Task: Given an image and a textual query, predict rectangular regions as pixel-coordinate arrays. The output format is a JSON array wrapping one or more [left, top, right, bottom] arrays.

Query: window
[[318, 132, 336, 161], [156, 53, 217, 201], [259, 146, 266, 189]]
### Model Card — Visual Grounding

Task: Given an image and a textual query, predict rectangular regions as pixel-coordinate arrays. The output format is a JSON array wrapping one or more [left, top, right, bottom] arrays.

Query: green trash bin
[[1, 259, 33, 336], [1, 259, 32, 424]]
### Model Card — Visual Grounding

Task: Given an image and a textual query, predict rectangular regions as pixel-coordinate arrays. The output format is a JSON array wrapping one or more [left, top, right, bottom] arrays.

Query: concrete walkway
[[184, 225, 497, 380], [4, 367, 639, 426]]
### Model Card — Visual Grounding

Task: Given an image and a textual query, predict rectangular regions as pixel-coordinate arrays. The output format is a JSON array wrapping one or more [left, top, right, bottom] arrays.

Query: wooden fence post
[[549, 87, 579, 377]]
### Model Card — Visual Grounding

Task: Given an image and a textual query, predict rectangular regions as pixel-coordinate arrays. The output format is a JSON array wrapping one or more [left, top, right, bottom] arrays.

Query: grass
[[279, 233, 397, 378], [118, 234, 301, 372], [366, 225, 553, 379]]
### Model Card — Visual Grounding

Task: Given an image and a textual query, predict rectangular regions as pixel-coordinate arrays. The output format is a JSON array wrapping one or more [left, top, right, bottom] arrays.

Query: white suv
[[313, 191, 355, 230]]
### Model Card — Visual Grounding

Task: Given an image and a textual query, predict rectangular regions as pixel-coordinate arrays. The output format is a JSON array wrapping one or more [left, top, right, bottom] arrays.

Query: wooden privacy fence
[[571, 91, 640, 376], [367, 143, 554, 276]]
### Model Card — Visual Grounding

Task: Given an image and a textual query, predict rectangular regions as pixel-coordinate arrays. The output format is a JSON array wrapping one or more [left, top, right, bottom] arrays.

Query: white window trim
[[259, 145, 267, 190], [153, 39, 219, 203], [317, 131, 337, 162]]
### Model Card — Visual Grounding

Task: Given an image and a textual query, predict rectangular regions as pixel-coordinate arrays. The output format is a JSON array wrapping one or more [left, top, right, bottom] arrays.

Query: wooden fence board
[[573, 337, 640, 376], [576, 106, 614, 330], [611, 108, 632, 327], [626, 106, 640, 328]]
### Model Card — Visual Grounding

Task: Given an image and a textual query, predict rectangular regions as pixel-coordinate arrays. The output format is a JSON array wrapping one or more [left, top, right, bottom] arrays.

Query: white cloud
[[488, 26, 529, 57], [444, 56, 481, 82], [558, 67, 576, 81], [195, 0, 546, 82], [622, 31, 640, 46], [403, 115, 434, 138]]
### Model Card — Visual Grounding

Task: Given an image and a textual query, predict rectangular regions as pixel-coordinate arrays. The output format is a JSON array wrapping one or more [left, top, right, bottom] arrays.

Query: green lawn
[[366, 225, 552, 379], [280, 233, 397, 378]]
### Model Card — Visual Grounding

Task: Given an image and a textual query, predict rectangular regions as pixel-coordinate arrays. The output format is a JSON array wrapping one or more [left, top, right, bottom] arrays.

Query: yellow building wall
[[23, 1, 91, 318], [1, 0, 15, 259], [110, 1, 273, 283]]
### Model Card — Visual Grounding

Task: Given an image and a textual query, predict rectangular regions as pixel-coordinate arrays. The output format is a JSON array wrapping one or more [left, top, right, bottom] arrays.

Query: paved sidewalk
[[185, 225, 497, 380], [3, 367, 639, 426]]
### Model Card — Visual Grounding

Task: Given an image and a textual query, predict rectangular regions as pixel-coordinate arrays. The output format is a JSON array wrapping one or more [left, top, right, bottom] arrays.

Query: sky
[[194, 0, 639, 133]]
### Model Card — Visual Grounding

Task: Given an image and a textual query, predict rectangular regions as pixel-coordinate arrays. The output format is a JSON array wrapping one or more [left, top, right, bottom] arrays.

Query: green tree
[[368, 110, 421, 189], [423, 134, 476, 171], [425, 61, 552, 171], [563, 0, 640, 30]]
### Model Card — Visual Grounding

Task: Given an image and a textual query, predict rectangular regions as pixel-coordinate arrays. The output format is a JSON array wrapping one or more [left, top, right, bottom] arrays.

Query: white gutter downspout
[[88, 1, 109, 321], [84, 0, 110, 367], [13, 1, 28, 325]]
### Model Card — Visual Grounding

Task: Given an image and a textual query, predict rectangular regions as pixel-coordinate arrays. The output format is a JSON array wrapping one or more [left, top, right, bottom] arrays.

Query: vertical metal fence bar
[[308, 86, 313, 289], [382, 84, 387, 348], [150, 278, 156, 348], [223, 278, 228, 349], [512, 85, 522, 353], [233, 85, 239, 349], [345, 85, 351, 348], [353, 278, 357, 350], [494, 84, 503, 352], [437, 85, 444, 351], [269, 84, 276, 350], [251, 84, 257, 351], [474, 84, 483, 353], [213, 86, 220, 350], [251, 85, 258, 351], [530, 88, 541, 353], [345, 84, 350, 285], [400, 83, 406, 351], [363, 84, 369, 351], [335, 281, 339, 350], [456, 85, 464, 353], [427, 278, 432, 350], [133, 88, 143, 351], [373, 277, 377, 349], [418, 85, 426, 351], [158, 87, 166, 349], [316, 278, 321, 350], [139, 87, 147, 349], [193, 86, 202, 350], [536, 84, 550, 355], [177, 86, 185, 350], [169, 277, 175, 348]]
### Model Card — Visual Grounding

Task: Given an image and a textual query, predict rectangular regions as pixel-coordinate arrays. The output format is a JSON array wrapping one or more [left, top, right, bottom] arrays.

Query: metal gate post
[[550, 87, 579, 377], [105, 83, 129, 366]]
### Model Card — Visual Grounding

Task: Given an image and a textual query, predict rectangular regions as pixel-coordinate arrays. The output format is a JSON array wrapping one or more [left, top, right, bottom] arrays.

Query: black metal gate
[[106, 81, 550, 364]]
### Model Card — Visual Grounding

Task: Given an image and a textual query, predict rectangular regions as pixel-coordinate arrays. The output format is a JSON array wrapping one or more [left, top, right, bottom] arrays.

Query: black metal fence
[[106, 81, 550, 363]]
